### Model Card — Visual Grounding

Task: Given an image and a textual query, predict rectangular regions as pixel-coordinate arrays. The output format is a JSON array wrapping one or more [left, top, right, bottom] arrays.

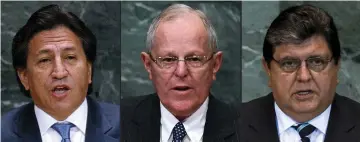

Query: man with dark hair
[[1, 4, 119, 142], [241, 4, 360, 142]]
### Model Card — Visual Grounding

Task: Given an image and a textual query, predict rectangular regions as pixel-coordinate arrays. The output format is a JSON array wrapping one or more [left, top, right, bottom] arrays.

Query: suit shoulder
[[240, 94, 274, 122], [2, 106, 21, 123], [1, 103, 32, 140], [99, 101, 120, 110], [2, 103, 32, 124], [336, 95, 360, 113], [211, 96, 238, 115], [99, 102, 120, 115], [121, 94, 157, 108], [242, 95, 272, 110], [120, 94, 158, 118], [98, 102, 120, 122]]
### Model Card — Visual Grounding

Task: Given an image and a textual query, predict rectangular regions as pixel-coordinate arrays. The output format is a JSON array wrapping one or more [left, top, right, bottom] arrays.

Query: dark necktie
[[172, 122, 187, 142], [291, 123, 316, 142], [51, 123, 75, 142]]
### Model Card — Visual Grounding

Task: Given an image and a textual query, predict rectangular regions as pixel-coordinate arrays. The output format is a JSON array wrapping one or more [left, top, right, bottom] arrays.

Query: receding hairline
[[146, 4, 218, 51]]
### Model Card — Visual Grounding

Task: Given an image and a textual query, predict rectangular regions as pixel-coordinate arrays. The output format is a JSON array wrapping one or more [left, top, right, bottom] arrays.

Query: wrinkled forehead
[[273, 35, 332, 59], [28, 26, 83, 54], [152, 13, 209, 55]]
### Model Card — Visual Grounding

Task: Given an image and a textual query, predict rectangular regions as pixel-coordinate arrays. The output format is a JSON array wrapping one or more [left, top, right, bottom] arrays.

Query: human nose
[[51, 57, 69, 79], [296, 61, 312, 82], [174, 59, 189, 78]]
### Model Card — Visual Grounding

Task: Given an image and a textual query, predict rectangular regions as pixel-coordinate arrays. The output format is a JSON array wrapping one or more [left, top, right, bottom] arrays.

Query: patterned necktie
[[172, 122, 187, 142], [291, 123, 316, 142], [51, 123, 75, 142]]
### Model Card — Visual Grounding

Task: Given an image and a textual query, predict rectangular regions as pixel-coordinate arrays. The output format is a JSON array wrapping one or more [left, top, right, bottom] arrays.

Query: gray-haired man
[[121, 3, 239, 142]]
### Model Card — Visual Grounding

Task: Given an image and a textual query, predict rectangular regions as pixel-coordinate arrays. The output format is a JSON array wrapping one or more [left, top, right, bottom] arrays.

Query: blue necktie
[[51, 123, 75, 142], [292, 123, 316, 142], [172, 122, 187, 142]]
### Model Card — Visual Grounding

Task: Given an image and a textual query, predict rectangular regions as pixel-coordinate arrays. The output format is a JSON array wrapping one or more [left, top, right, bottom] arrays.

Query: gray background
[[1, 1, 121, 115], [242, 1, 360, 102], [120, 2, 242, 104], [4, 1, 357, 115]]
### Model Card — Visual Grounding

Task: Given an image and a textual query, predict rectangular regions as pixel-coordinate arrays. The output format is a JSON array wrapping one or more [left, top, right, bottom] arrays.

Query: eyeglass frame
[[270, 56, 334, 73], [147, 51, 216, 69]]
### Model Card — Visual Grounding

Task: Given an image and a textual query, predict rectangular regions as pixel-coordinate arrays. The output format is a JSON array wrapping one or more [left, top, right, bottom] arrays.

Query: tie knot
[[292, 123, 316, 142], [172, 122, 187, 142], [51, 123, 75, 140]]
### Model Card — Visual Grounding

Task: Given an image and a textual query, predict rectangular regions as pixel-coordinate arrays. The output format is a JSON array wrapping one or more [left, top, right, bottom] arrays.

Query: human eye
[[280, 59, 298, 67], [186, 56, 203, 62], [38, 58, 51, 63], [65, 54, 77, 61], [308, 57, 325, 66], [185, 56, 206, 67], [279, 59, 299, 71], [37, 57, 52, 68], [160, 56, 177, 63]]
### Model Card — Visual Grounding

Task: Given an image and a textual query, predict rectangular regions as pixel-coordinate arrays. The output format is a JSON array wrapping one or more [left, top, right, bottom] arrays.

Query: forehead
[[28, 26, 82, 54], [273, 35, 331, 59], [152, 13, 209, 54]]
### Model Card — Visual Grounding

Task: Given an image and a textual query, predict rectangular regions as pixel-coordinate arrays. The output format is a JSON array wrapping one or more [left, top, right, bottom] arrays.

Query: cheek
[[70, 65, 90, 86], [271, 72, 295, 95], [314, 71, 338, 94], [200, 70, 213, 83], [151, 69, 172, 89], [29, 69, 51, 90], [191, 69, 214, 90]]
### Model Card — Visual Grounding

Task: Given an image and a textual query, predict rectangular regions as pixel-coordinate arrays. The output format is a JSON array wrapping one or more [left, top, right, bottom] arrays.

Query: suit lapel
[[14, 102, 42, 142], [244, 93, 279, 142], [203, 95, 238, 141], [324, 95, 359, 142], [131, 94, 161, 142], [85, 97, 117, 142]]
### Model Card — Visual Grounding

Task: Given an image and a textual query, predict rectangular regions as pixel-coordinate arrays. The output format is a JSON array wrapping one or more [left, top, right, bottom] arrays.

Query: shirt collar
[[307, 104, 331, 134], [160, 97, 209, 142], [274, 102, 331, 135], [34, 98, 88, 136]]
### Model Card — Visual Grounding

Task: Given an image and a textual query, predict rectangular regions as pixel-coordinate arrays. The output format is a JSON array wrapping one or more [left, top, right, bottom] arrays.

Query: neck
[[36, 104, 79, 121], [284, 105, 329, 123], [288, 112, 319, 123], [175, 115, 189, 122]]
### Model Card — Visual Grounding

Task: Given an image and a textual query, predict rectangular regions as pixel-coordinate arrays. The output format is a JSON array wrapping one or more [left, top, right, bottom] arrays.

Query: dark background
[[120, 1, 242, 104], [1, 1, 121, 115]]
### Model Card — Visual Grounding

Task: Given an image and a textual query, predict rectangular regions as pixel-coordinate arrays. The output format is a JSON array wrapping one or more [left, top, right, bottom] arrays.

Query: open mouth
[[294, 90, 314, 96], [52, 85, 70, 96], [173, 86, 191, 91]]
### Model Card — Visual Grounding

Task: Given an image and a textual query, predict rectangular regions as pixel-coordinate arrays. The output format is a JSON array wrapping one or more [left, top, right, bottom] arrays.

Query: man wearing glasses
[[240, 4, 360, 142], [121, 3, 239, 142]]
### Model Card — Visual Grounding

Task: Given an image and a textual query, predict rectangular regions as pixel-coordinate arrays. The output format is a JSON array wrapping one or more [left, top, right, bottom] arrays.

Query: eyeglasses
[[271, 56, 333, 73], [148, 52, 215, 69]]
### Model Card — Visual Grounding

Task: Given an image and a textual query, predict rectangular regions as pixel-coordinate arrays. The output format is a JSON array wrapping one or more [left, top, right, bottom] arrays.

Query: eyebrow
[[307, 54, 329, 58], [279, 53, 329, 59], [155, 50, 207, 57], [36, 46, 76, 55], [62, 47, 77, 52]]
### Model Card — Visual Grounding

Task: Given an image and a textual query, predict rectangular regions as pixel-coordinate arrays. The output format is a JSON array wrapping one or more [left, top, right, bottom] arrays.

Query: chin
[[54, 101, 75, 109], [170, 100, 195, 112], [293, 103, 319, 113]]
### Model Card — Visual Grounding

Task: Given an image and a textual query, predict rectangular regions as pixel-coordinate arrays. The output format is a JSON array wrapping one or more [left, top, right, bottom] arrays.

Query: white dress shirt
[[274, 102, 331, 142], [160, 97, 209, 142], [34, 98, 88, 142]]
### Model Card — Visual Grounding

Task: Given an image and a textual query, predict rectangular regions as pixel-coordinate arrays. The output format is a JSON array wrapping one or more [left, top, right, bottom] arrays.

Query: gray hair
[[146, 4, 218, 52]]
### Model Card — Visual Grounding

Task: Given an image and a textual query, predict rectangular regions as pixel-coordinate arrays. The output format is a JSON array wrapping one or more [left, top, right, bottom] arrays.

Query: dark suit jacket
[[240, 93, 360, 142], [121, 93, 240, 142], [1, 96, 120, 142]]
